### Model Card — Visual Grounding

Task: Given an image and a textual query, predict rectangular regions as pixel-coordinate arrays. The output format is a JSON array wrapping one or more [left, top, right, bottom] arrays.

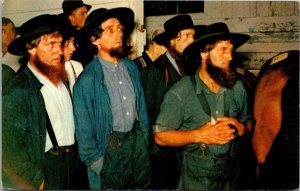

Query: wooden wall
[[145, 1, 299, 75]]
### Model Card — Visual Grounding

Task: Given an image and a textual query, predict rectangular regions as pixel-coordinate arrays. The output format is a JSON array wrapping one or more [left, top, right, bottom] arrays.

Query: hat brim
[[80, 7, 134, 38], [152, 32, 171, 45], [8, 27, 61, 55], [184, 33, 250, 59]]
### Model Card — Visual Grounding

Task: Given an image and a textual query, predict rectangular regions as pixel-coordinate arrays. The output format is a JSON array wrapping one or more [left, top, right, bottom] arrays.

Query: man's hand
[[217, 117, 245, 136], [193, 120, 236, 145]]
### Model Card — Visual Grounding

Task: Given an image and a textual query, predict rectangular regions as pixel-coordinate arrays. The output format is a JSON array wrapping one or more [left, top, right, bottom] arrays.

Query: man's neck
[[199, 65, 221, 93], [146, 44, 162, 61], [99, 51, 119, 64]]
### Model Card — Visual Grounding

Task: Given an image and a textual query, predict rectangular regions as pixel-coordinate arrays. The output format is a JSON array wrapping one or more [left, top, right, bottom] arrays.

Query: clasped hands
[[193, 117, 245, 145]]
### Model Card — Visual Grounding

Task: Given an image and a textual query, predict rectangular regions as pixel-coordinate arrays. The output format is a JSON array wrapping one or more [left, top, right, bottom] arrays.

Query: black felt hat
[[80, 7, 135, 38], [8, 14, 62, 55], [184, 22, 250, 58], [157, 14, 195, 43], [62, 0, 91, 15]]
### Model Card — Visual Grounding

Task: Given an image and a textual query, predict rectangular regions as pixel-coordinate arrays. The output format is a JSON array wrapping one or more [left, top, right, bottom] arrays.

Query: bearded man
[[153, 22, 254, 190], [141, 14, 195, 189], [2, 14, 83, 190], [73, 8, 150, 190]]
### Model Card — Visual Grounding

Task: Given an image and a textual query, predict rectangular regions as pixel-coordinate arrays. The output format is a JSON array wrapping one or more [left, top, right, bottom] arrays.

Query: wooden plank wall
[[145, 1, 299, 75]]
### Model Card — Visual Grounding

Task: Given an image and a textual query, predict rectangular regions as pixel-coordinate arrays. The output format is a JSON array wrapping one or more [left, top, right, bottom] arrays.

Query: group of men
[[2, 0, 298, 190]]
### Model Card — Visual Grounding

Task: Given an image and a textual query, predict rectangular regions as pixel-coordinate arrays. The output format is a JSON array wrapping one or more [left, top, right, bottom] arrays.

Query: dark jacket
[[2, 67, 47, 188], [142, 53, 182, 126]]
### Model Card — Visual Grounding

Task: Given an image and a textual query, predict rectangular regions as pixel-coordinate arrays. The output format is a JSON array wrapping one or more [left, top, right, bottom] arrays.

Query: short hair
[[2, 17, 15, 27]]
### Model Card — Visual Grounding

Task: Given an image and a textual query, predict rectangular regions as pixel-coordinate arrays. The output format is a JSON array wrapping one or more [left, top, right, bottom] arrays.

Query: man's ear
[[28, 48, 37, 55], [91, 37, 101, 47], [200, 51, 209, 60]]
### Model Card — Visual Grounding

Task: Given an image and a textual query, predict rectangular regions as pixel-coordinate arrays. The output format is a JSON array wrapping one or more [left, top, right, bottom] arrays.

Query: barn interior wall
[[145, 1, 299, 75]]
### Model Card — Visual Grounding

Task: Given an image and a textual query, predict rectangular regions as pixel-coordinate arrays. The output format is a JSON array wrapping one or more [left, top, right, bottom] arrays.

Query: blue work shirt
[[100, 57, 136, 132]]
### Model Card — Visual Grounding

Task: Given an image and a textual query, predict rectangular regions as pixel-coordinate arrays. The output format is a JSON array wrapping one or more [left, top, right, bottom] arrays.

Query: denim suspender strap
[[190, 76, 210, 116]]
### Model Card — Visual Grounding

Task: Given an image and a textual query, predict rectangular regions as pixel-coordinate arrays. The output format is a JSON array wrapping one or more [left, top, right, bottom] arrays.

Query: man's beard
[[206, 60, 237, 89], [110, 46, 125, 59], [168, 44, 183, 63], [33, 55, 67, 85]]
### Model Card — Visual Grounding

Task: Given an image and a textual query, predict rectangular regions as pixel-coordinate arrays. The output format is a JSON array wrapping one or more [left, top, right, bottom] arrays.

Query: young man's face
[[68, 6, 88, 29], [63, 37, 76, 61], [2, 23, 16, 48], [172, 28, 195, 54], [98, 18, 124, 56], [208, 40, 233, 70]]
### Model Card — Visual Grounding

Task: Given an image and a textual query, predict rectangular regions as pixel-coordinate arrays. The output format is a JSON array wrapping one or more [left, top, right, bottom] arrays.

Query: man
[[141, 14, 195, 189], [2, 14, 83, 189], [252, 50, 299, 189], [62, 29, 83, 94], [61, 0, 91, 31], [154, 22, 253, 190], [73, 7, 150, 190], [143, 14, 195, 126], [133, 29, 167, 71], [2, 17, 21, 89], [59, 0, 91, 65]]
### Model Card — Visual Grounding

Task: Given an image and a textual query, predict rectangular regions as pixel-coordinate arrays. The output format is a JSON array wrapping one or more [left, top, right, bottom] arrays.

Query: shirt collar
[[165, 51, 180, 73], [98, 55, 123, 71], [28, 63, 51, 86], [28, 63, 65, 89]]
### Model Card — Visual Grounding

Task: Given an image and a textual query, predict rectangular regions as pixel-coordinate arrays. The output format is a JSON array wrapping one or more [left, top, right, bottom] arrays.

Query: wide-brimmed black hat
[[8, 14, 62, 56], [62, 0, 91, 15], [158, 14, 195, 43], [184, 22, 250, 58], [80, 7, 135, 38]]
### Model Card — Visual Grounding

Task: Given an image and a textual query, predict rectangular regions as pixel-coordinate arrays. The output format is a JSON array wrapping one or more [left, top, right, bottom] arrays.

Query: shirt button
[[123, 96, 126, 100], [216, 111, 219, 115], [119, 81, 123, 85], [126, 112, 130, 116]]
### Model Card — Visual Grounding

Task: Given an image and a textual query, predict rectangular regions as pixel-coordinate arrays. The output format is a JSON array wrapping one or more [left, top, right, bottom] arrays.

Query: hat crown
[[207, 22, 231, 35], [85, 8, 108, 25], [80, 7, 134, 38], [164, 14, 194, 36], [18, 14, 61, 36], [62, 0, 91, 14]]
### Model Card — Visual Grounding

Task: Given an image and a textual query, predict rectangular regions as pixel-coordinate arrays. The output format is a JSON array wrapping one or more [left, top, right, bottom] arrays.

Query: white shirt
[[2, 52, 21, 72], [28, 63, 75, 152], [65, 60, 83, 94]]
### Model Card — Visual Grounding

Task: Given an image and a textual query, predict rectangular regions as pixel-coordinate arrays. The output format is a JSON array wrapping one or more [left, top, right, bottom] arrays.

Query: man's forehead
[[41, 32, 62, 41], [2, 23, 15, 28], [101, 17, 121, 28], [214, 40, 233, 48], [74, 6, 88, 13]]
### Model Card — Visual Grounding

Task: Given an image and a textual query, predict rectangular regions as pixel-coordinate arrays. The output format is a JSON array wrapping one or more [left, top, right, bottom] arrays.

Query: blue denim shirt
[[73, 56, 149, 189], [100, 57, 136, 132]]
